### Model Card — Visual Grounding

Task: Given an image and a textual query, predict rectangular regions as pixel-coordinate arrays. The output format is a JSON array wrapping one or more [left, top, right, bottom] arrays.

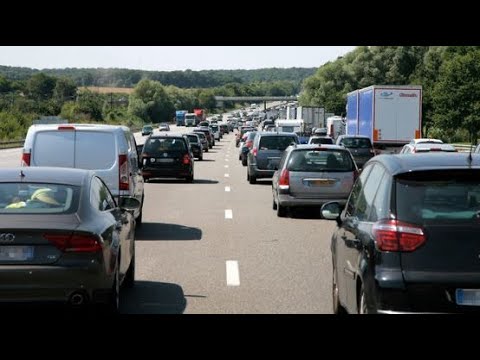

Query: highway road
[[0, 123, 335, 314]]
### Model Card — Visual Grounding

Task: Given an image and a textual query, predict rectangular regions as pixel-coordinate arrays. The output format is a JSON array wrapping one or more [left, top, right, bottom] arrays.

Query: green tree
[[53, 77, 77, 103], [128, 79, 174, 123], [77, 90, 104, 121], [26, 73, 57, 100], [0, 75, 11, 93], [432, 50, 480, 143]]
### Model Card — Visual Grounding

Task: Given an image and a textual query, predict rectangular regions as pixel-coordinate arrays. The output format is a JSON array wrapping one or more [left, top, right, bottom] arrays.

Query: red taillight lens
[[21, 153, 31, 167], [119, 154, 129, 190], [279, 168, 290, 189], [44, 233, 102, 253], [58, 125, 75, 131], [183, 154, 191, 165], [245, 140, 253, 148], [372, 220, 426, 252], [252, 147, 258, 157]]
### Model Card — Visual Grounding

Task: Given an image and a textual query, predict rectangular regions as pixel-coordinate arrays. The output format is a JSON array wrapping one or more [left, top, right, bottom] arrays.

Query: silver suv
[[272, 144, 358, 217]]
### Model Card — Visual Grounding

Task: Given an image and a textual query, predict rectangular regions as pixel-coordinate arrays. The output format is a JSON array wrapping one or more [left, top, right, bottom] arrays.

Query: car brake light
[[429, 148, 442, 151], [21, 153, 31, 167], [252, 147, 258, 157], [44, 232, 102, 252], [58, 125, 75, 131], [119, 154, 129, 190], [279, 168, 290, 190], [372, 220, 426, 252], [245, 140, 253, 148], [183, 154, 191, 165]]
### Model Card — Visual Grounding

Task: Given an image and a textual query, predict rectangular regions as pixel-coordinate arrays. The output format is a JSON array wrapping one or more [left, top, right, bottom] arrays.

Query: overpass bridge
[[214, 96, 298, 109]]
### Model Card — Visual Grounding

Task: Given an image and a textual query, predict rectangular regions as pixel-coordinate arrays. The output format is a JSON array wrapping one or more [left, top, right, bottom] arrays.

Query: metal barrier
[[453, 144, 476, 152], [0, 140, 25, 149]]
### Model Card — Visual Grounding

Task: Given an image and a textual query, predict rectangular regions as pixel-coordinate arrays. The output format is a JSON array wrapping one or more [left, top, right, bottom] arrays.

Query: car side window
[[345, 164, 374, 217], [354, 164, 386, 221], [368, 169, 392, 222], [90, 177, 116, 212]]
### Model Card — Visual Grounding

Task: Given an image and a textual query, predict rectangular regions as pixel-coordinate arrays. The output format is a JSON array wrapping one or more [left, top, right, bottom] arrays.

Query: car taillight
[[372, 220, 426, 252], [252, 147, 258, 157], [58, 125, 76, 131], [245, 140, 253, 148], [278, 168, 290, 190], [21, 153, 31, 167], [44, 232, 102, 253], [183, 154, 191, 165], [119, 154, 129, 190]]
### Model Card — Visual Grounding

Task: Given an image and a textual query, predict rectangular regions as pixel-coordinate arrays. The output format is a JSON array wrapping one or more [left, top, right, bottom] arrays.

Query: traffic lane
[[0, 148, 21, 168], [221, 138, 334, 313], [121, 133, 237, 314]]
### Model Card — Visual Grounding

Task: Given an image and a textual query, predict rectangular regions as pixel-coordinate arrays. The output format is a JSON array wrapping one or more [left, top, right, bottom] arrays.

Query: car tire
[[136, 195, 144, 228], [272, 196, 277, 210], [107, 261, 120, 313], [123, 249, 135, 289], [186, 175, 194, 183], [277, 203, 287, 217], [242, 156, 247, 166], [332, 263, 347, 314], [198, 155, 203, 161], [358, 284, 375, 314], [205, 148, 209, 153], [249, 174, 257, 184]]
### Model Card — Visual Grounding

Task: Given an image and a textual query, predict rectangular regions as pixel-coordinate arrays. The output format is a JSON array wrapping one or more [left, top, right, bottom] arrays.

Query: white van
[[22, 123, 144, 224]]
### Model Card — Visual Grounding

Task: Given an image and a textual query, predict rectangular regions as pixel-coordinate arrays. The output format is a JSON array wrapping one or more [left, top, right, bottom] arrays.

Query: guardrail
[[0, 140, 25, 149], [453, 144, 476, 152]]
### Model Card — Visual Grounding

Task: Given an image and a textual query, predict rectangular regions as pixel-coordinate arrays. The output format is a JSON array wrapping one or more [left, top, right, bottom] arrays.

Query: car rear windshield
[[259, 136, 297, 151], [396, 170, 480, 225], [194, 132, 206, 140], [287, 150, 354, 172], [0, 183, 79, 214], [310, 137, 334, 145], [143, 137, 187, 154], [341, 137, 372, 148], [211, 125, 219, 131], [186, 135, 199, 143]]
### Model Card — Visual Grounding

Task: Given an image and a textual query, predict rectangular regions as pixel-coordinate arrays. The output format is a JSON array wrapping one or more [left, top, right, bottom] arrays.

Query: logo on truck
[[380, 91, 393, 98], [399, 93, 418, 98]]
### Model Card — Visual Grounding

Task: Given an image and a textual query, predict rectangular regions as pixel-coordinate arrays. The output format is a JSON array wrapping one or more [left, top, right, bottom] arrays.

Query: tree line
[[299, 46, 480, 143], [0, 66, 315, 89]]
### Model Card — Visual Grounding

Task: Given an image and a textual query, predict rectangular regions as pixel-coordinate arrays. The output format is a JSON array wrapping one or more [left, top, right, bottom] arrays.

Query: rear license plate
[[156, 158, 174, 163], [305, 179, 336, 186], [456, 289, 480, 306], [0, 246, 34, 261]]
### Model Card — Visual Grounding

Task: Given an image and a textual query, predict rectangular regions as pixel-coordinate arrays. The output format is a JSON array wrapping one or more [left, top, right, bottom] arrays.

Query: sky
[[0, 46, 356, 71]]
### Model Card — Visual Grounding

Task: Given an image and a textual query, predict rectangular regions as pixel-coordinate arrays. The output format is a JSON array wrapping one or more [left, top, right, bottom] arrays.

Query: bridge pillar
[[264, 101, 267, 111]]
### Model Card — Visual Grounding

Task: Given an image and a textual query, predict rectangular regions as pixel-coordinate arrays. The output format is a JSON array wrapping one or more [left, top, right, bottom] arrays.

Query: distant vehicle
[[400, 143, 457, 154], [193, 131, 209, 152], [194, 127, 215, 148], [185, 113, 196, 127], [275, 119, 304, 134], [0, 167, 139, 311], [309, 136, 334, 145], [185, 133, 204, 161], [326, 116, 345, 140], [158, 123, 170, 131], [194, 108, 206, 126], [175, 110, 187, 126], [346, 85, 422, 148], [272, 144, 357, 217], [336, 135, 375, 169], [141, 125, 154, 136], [322, 153, 480, 313], [239, 131, 256, 166]]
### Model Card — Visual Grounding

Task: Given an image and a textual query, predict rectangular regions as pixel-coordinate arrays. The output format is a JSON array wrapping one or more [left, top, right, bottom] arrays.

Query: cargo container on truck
[[175, 110, 187, 126], [346, 85, 422, 149], [296, 106, 325, 133], [194, 109, 206, 126]]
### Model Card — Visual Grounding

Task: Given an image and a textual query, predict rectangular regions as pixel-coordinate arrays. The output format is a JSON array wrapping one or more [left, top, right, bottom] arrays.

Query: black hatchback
[[141, 134, 194, 183], [321, 153, 480, 314]]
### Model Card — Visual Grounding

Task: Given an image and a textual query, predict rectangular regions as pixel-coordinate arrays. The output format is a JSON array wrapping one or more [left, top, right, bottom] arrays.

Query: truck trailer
[[346, 85, 422, 148]]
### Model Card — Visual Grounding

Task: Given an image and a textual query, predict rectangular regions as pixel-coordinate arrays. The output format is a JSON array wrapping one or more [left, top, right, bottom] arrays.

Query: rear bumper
[[142, 167, 192, 179], [0, 264, 112, 304], [277, 193, 348, 207]]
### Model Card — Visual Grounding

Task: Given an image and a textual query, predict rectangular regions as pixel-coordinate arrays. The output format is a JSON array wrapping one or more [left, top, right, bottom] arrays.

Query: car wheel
[[242, 156, 247, 166], [332, 263, 347, 314], [136, 195, 144, 227], [272, 196, 277, 210], [358, 284, 375, 314], [249, 174, 257, 184], [186, 175, 194, 183], [123, 249, 135, 289], [277, 203, 287, 217]]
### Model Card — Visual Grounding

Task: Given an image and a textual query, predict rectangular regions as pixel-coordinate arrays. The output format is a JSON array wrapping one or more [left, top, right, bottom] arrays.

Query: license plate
[[156, 158, 174, 163], [0, 246, 34, 261], [305, 179, 336, 186], [456, 289, 480, 306]]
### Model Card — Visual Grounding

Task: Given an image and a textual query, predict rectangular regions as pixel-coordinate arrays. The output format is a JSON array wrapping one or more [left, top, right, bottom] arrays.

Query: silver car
[[0, 167, 139, 311], [272, 144, 358, 217]]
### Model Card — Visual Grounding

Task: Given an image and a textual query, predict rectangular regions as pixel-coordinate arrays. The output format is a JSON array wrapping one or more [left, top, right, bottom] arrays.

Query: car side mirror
[[321, 202, 342, 223]]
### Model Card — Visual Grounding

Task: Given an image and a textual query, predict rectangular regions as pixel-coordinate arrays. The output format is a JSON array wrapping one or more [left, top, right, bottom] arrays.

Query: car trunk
[[289, 171, 353, 199], [0, 215, 80, 265]]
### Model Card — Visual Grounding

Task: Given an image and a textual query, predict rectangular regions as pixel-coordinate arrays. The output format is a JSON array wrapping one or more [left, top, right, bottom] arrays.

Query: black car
[[321, 153, 480, 314], [0, 167, 139, 311], [185, 133, 203, 161], [141, 134, 194, 183]]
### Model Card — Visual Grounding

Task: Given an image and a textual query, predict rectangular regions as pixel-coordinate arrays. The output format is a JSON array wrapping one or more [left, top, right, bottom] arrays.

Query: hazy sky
[[0, 46, 356, 71]]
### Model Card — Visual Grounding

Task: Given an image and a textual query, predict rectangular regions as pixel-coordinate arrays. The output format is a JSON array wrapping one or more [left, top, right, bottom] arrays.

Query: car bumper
[[277, 193, 348, 207], [142, 168, 193, 179], [248, 165, 275, 179], [0, 264, 113, 304]]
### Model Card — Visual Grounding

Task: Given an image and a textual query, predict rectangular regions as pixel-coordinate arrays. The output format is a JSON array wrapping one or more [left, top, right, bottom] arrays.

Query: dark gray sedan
[[0, 167, 140, 311]]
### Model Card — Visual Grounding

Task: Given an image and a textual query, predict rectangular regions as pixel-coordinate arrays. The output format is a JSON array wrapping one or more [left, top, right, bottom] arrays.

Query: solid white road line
[[225, 209, 233, 219], [226, 261, 240, 286], [225, 186, 231, 192]]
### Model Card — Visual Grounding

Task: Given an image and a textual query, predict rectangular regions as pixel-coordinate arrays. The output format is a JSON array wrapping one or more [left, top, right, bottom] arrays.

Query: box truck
[[296, 106, 325, 133], [346, 85, 422, 148]]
